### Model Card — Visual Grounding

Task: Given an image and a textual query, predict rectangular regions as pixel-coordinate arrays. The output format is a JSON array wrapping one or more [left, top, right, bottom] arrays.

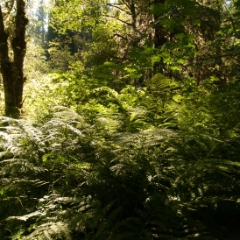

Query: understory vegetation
[[1, 0, 240, 239], [1, 75, 240, 239]]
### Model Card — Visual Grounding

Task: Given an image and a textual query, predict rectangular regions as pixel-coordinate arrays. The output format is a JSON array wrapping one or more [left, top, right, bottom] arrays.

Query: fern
[[1, 79, 240, 240], [22, 221, 71, 240]]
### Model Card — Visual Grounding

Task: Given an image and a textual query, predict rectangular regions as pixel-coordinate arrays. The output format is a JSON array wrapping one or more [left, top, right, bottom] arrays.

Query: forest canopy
[[1, 0, 240, 239]]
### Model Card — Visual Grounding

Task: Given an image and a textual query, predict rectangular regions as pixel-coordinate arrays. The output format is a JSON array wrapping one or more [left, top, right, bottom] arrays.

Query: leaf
[[170, 66, 181, 71], [151, 55, 161, 63], [150, 3, 167, 15], [193, 19, 201, 26]]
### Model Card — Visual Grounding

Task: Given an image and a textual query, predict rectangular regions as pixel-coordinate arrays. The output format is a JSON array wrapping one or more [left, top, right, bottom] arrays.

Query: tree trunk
[[153, 0, 167, 74], [0, 0, 28, 118]]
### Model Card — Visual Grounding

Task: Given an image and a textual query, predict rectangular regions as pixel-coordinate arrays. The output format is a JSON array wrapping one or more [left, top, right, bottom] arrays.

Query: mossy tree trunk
[[0, 0, 28, 118]]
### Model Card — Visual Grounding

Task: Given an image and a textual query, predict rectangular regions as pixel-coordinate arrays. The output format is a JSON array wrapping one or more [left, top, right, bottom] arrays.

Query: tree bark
[[0, 0, 28, 118], [153, 0, 167, 73]]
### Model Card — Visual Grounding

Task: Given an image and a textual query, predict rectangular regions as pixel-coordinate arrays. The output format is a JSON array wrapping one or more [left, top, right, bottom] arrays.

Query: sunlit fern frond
[[21, 221, 71, 240], [115, 128, 177, 148], [146, 73, 171, 92]]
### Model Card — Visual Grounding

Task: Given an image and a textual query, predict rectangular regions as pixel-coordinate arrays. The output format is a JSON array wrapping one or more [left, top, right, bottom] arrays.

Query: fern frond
[[22, 221, 71, 240], [146, 73, 171, 91]]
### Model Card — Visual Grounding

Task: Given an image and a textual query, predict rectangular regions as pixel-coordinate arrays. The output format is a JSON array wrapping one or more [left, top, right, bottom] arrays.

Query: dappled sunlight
[[1, 0, 240, 239]]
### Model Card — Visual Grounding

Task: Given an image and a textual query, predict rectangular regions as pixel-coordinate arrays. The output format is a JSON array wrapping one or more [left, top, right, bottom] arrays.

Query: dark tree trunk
[[0, 0, 28, 118], [153, 0, 167, 48], [153, 0, 167, 73]]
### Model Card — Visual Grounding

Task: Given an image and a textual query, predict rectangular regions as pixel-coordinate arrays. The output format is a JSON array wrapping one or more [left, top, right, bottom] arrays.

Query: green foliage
[[1, 74, 240, 239], [2, 0, 240, 239]]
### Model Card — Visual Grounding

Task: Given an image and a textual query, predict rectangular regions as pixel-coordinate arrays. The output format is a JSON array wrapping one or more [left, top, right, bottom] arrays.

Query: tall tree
[[0, 0, 28, 118], [37, 0, 45, 43]]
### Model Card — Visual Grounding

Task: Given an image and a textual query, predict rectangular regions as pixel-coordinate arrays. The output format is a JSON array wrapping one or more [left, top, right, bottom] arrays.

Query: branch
[[106, 3, 131, 15], [120, 0, 131, 11], [102, 14, 132, 26], [112, 33, 128, 41], [109, 55, 129, 62]]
